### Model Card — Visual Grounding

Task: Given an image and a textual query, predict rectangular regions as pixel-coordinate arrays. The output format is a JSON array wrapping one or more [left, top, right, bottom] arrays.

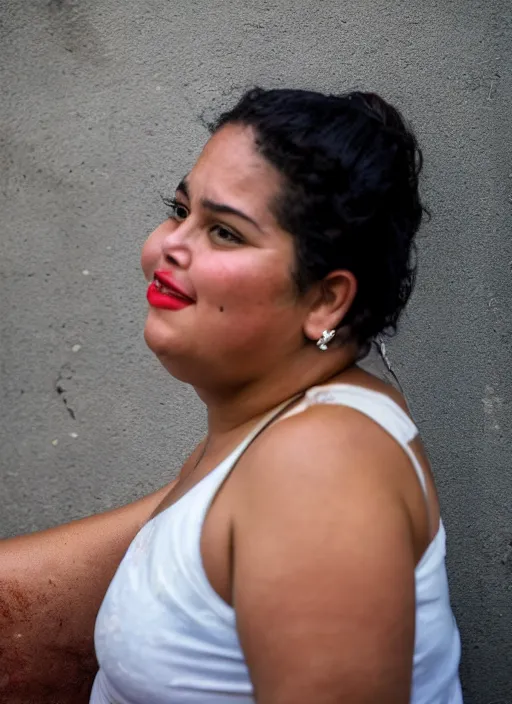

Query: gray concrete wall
[[1, 1, 510, 701]]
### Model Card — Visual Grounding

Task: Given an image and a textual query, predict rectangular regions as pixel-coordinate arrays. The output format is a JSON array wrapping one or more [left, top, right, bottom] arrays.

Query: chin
[[144, 314, 179, 356], [143, 317, 193, 382]]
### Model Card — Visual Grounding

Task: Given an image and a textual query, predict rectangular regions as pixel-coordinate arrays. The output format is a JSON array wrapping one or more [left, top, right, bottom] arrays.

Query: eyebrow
[[176, 178, 262, 232]]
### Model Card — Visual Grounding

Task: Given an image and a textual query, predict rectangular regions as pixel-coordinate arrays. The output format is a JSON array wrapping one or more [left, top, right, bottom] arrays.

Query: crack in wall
[[55, 365, 76, 421]]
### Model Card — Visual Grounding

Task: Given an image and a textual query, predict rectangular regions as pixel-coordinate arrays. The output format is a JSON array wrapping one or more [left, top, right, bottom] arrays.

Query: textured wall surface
[[1, 1, 510, 701]]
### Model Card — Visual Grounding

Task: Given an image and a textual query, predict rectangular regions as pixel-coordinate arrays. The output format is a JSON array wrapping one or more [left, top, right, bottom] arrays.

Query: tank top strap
[[235, 393, 305, 457], [303, 384, 428, 497], [205, 392, 306, 490]]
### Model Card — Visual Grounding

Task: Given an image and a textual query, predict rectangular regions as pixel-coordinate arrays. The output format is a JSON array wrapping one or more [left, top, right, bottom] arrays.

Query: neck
[[195, 343, 359, 438]]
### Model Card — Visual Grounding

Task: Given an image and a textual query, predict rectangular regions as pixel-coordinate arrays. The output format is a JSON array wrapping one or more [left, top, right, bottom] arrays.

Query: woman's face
[[141, 124, 312, 387]]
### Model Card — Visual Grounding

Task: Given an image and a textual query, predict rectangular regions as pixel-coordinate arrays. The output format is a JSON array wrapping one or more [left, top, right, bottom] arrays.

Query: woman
[[1, 88, 462, 703]]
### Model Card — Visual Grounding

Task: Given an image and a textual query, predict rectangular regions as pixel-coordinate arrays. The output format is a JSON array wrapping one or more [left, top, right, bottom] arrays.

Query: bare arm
[[0, 480, 176, 704], [234, 407, 418, 704]]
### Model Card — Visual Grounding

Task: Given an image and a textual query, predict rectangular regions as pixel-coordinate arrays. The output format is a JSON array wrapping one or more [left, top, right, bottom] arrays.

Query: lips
[[146, 270, 195, 311], [153, 270, 195, 302]]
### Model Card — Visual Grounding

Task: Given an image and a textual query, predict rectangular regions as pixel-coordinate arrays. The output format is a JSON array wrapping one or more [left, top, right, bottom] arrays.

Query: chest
[[93, 471, 247, 702], [151, 450, 243, 606]]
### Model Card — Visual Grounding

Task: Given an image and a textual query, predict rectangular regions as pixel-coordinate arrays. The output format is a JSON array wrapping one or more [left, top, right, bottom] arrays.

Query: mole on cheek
[[219, 306, 224, 312]]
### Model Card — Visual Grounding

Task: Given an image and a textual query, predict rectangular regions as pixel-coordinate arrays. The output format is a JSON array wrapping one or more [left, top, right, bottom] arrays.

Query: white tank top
[[91, 385, 463, 704]]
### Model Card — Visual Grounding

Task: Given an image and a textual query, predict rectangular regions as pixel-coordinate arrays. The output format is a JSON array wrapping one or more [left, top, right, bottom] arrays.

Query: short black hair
[[212, 87, 427, 348]]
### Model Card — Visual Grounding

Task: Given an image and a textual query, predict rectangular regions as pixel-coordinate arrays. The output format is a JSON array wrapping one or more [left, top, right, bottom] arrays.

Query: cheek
[[209, 264, 300, 360], [200, 256, 296, 327]]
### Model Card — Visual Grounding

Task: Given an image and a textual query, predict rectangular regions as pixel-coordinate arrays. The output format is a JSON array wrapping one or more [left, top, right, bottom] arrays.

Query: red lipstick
[[146, 270, 195, 311]]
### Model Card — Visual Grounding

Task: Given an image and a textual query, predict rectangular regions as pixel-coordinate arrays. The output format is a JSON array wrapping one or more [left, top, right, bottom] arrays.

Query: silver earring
[[316, 329, 336, 351]]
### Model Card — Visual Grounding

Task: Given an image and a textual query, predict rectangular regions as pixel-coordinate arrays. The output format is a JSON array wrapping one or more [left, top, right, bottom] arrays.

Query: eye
[[163, 197, 189, 222], [210, 225, 245, 246]]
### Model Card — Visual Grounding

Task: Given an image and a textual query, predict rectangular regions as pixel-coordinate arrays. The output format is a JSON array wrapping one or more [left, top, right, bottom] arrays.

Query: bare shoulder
[[238, 398, 413, 500], [232, 369, 437, 573]]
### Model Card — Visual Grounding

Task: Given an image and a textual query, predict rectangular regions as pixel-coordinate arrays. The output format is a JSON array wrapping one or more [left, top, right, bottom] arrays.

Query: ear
[[303, 270, 358, 343]]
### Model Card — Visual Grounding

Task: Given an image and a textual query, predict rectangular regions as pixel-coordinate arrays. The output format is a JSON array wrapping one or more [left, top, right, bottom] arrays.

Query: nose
[[161, 220, 194, 270]]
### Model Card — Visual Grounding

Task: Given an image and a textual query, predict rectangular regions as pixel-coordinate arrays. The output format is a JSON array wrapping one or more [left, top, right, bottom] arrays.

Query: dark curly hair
[[212, 88, 426, 348]]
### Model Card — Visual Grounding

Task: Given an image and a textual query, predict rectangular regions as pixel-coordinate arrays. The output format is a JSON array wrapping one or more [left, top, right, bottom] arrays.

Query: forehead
[[187, 124, 283, 220]]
